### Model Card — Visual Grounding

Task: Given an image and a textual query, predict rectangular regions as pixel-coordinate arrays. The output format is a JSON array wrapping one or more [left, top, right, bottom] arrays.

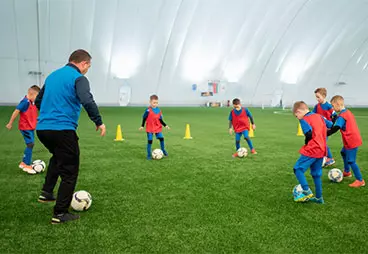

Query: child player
[[228, 98, 257, 157], [5, 85, 40, 174], [327, 95, 365, 188], [292, 101, 331, 204], [139, 94, 170, 160], [313, 88, 337, 166]]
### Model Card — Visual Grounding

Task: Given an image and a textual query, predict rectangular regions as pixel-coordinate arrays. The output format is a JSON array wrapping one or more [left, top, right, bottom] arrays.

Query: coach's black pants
[[37, 130, 80, 214]]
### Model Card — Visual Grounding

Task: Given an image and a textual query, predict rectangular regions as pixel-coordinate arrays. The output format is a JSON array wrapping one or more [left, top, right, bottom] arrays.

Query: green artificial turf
[[0, 106, 367, 253]]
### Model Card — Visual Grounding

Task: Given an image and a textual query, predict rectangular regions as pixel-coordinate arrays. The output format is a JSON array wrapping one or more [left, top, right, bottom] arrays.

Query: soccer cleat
[[24, 165, 37, 175], [303, 188, 314, 200], [38, 191, 56, 203], [232, 152, 238, 158], [51, 212, 80, 224], [309, 197, 325, 204], [163, 150, 169, 157], [349, 180, 365, 188], [19, 162, 27, 170], [251, 148, 257, 154], [294, 192, 308, 202], [324, 158, 335, 166], [343, 171, 352, 178], [147, 155, 152, 160]]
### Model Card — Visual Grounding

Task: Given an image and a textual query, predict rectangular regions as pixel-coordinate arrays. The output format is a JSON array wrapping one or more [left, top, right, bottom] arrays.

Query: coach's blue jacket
[[35, 64, 102, 130]]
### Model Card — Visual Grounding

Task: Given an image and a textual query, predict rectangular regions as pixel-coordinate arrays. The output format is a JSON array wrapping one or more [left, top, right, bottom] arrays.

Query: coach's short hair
[[69, 49, 92, 63], [150, 94, 159, 100]]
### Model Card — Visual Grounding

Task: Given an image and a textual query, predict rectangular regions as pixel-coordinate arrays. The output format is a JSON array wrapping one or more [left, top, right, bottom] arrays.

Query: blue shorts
[[341, 147, 358, 163], [235, 130, 249, 141], [20, 130, 35, 144], [147, 132, 163, 140], [294, 155, 323, 177]]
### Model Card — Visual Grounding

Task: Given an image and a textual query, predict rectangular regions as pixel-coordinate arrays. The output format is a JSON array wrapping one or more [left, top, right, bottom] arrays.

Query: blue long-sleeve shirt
[[35, 63, 102, 130]]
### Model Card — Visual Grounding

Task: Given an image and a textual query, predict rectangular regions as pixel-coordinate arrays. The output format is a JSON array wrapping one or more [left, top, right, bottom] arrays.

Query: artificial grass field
[[0, 106, 367, 253]]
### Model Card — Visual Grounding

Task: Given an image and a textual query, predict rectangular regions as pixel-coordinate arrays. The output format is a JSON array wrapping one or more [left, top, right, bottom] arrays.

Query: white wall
[[1, 0, 368, 106]]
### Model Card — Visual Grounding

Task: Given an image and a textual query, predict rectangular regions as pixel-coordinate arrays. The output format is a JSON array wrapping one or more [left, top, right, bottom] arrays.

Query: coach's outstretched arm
[[75, 76, 106, 136]]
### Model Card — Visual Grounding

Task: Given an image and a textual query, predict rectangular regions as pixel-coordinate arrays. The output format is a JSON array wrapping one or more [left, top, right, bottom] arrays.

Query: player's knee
[[158, 138, 164, 142], [148, 140, 153, 144], [27, 143, 34, 148], [236, 141, 240, 144]]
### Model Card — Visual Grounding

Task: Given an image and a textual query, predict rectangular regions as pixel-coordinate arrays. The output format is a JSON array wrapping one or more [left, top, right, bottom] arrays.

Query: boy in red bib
[[313, 88, 337, 166], [228, 98, 257, 157], [292, 101, 330, 204], [6, 85, 40, 174], [328, 95, 365, 188], [139, 94, 170, 160]]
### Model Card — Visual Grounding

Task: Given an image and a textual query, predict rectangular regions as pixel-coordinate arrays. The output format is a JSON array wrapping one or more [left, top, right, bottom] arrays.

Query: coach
[[35, 49, 106, 224]]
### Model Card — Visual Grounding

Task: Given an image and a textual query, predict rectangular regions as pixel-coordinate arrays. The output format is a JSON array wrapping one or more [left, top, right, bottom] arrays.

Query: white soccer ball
[[328, 168, 343, 183], [292, 184, 303, 198], [32, 160, 46, 173], [152, 149, 164, 160], [237, 147, 248, 158], [71, 190, 92, 211]]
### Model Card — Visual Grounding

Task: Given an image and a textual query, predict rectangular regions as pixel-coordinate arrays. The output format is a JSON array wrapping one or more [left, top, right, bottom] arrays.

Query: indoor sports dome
[[1, 0, 368, 107], [1, 1, 368, 253]]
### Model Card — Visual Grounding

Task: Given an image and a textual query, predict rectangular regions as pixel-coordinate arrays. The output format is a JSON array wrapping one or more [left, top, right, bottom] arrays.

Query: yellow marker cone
[[249, 124, 255, 138], [114, 124, 124, 141], [297, 123, 304, 136], [183, 124, 193, 139]]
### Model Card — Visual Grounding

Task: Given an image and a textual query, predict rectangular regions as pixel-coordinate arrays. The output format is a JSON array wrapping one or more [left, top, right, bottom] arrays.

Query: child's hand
[[5, 123, 12, 130], [229, 128, 233, 135], [165, 126, 170, 130], [139, 127, 144, 131], [252, 124, 256, 130]]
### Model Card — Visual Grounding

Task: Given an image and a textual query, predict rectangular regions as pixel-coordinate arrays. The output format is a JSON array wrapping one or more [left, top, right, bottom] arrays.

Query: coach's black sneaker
[[51, 212, 80, 224], [38, 191, 56, 203]]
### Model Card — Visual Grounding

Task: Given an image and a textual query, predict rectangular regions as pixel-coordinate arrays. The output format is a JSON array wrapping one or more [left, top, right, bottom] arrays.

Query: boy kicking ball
[[228, 98, 257, 157], [292, 101, 331, 204], [139, 94, 170, 160], [5, 85, 40, 174], [327, 95, 365, 188]]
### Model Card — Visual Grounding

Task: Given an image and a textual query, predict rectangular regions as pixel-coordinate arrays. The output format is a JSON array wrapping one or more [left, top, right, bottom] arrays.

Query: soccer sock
[[327, 146, 332, 159], [147, 142, 152, 157], [235, 141, 240, 150], [341, 152, 349, 172], [245, 138, 254, 150], [350, 162, 363, 181], [294, 169, 309, 191], [159, 139, 166, 152], [313, 176, 322, 198], [23, 146, 33, 165]]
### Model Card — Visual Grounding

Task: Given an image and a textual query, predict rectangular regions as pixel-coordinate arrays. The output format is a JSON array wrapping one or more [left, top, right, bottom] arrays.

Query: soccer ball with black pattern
[[71, 190, 92, 211], [32, 160, 46, 173]]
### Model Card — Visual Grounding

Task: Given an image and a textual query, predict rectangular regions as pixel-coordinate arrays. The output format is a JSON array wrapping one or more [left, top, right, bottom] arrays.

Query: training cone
[[183, 124, 193, 139], [249, 125, 255, 138], [297, 123, 304, 136], [114, 124, 124, 141]]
